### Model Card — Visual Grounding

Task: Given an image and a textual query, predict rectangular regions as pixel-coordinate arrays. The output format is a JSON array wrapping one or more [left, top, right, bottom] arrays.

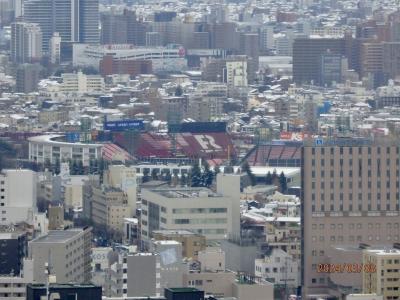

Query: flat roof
[[31, 229, 86, 244], [148, 188, 222, 199], [28, 134, 102, 147], [166, 287, 202, 293], [152, 229, 200, 236]]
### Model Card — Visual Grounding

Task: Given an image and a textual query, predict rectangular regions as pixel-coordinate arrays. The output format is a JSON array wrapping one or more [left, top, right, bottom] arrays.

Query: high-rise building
[[11, 22, 42, 63], [382, 42, 400, 80], [15, 63, 41, 93], [24, 0, 99, 52], [301, 138, 400, 297], [49, 32, 61, 64], [293, 37, 346, 85], [100, 12, 128, 44], [240, 32, 259, 70], [29, 227, 92, 284]]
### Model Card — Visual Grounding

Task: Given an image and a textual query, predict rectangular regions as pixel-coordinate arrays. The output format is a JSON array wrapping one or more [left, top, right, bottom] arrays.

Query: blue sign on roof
[[104, 120, 144, 131]]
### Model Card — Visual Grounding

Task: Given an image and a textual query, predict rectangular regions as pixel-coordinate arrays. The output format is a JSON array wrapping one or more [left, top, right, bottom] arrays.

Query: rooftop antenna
[[45, 249, 53, 299]]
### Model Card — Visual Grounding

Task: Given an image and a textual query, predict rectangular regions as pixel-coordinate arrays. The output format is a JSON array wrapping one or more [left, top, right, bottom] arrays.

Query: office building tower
[[209, 22, 238, 50], [0, 0, 14, 26], [240, 32, 259, 70], [360, 41, 384, 78], [301, 138, 400, 297], [382, 42, 400, 80], [154, 11, 176, 22], [259, 25, 274, 51], [29, 227, 92, 284], [0, 231, 27, 276], [100, 12, 128, 44], [293, 37, 346, 85], [78, 0, 99, 44], [24, 0, 99, 52], [146, 32, 162, 47], [0, 169, 37, 225], [11, 22, 42, 63], [125, 9, 147, 46], [319, 53, 345, 86]]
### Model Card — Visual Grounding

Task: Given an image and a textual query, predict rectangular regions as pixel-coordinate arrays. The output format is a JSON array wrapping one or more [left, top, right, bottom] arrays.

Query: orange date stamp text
[[317, 263, 376, 273]]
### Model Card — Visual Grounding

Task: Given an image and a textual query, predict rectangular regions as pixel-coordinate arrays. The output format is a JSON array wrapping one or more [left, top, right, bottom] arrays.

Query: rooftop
[[31, 228, 88, 244], [166, 287, 202, 293], [153, 229, 200, 236], [149, 188, 222, 199]]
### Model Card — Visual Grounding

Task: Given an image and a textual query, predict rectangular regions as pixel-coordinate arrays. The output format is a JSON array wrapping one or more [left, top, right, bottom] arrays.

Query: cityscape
[[0, 0, 400, 299]]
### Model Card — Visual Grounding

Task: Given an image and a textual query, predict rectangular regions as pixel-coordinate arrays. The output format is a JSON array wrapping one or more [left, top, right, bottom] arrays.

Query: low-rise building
[[152, 230, 206, 260], [255, 248, 299, 288], [140, 174, 241, 246], [363, 248, 400, 300]]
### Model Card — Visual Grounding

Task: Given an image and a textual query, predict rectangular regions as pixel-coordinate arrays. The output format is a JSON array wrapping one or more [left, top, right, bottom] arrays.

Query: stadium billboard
[[104, 120, 144, 131]]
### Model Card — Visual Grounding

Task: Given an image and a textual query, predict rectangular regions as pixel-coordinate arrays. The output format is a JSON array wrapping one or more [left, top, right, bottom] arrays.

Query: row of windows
[[311, 146, 400, 156], [312, 223, 400, 230], [311, 169, 399, 178], [172, 208, 227, 214], [311, 235, 400, 242], [174, 218, 227, 225], [312, 179, 398, 189], [312, 158, 399, 167], [312, 192, 400, 201], [311, 204, 400, 212]]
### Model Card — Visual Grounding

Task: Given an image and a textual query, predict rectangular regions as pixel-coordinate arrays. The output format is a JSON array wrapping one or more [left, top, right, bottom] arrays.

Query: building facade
[[302, 138, 400, 297]]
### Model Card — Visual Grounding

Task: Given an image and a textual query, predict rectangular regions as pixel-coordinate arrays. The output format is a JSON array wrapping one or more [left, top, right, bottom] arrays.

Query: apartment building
[[302, 138, 400, 298], [91, 186, 131, 233]]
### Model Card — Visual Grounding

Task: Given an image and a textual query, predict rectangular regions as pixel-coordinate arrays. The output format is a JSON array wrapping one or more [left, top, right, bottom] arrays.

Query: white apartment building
[[60, 71, 105, 93], [226, 58, 248, 87], [141, 174, 241, 245], [0, 169, 37, 226], [49, 32, 61, 64], [28, 134, 103, 167], [255, 248, 300, 288]]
